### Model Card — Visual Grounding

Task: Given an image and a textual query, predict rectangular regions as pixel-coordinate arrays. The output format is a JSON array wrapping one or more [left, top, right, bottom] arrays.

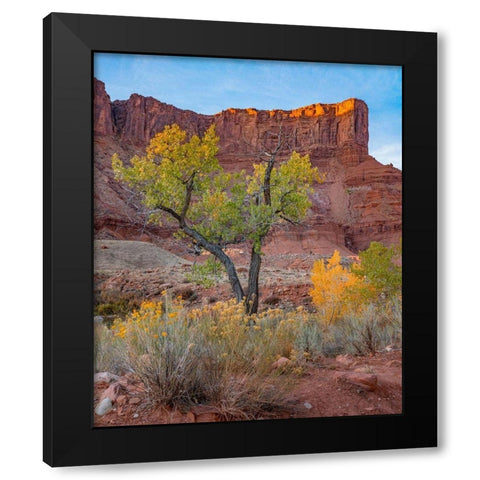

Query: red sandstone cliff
[[93, 78, 401, 254]]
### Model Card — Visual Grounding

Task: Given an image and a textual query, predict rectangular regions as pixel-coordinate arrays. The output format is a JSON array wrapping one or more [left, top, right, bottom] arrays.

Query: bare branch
[[274, 189, 296, 214], [148, 206, 182, 223], [278, 214, 301, 225]]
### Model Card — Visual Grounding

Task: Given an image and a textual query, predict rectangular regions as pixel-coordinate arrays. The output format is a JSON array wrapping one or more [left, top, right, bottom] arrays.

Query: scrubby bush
[[101, 294, 296, 418], [94, 322, 123, 374], [94, 289, 142, 316], [94, 289, 401, 418], [333, 302, 401, 355], [185, 256, 225, 288]]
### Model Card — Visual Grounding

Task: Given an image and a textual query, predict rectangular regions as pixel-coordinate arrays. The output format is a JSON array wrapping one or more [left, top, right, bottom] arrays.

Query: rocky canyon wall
[[93, 78, 402, 254]]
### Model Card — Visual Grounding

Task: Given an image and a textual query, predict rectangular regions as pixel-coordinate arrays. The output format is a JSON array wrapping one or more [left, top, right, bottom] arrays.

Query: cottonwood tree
[[112, 123, 323, 314]]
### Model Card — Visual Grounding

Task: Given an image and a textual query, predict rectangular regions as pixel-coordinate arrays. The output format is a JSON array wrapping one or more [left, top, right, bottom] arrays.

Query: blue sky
[[94, 53, 402, 169]]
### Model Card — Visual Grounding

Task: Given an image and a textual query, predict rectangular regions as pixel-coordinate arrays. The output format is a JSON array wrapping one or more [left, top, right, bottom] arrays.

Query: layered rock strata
[[93, 78, 401, 254]]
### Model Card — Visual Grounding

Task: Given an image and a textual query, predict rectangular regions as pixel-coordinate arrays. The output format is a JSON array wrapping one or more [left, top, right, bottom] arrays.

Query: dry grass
[[94, 293, 401, 419]]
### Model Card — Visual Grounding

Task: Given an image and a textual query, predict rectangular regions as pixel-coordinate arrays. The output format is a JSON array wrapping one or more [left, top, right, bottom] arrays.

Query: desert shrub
[[95, 291, 401, 417], [327, 302, 402, 355], [94, 323, 124, 374], [104, 295, 295, 417], [292, 314, 325, 361], [185, 256, 226, 288], [94, 289, 142, 316], [320, 328, 350, 357]]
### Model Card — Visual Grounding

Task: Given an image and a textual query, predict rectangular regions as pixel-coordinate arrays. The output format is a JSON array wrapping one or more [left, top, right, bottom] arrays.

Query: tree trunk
[[245, 246, 262, 315], [222, 255, 245, 303], [182, 225, 245, 302], [245, 147, 277, 314]]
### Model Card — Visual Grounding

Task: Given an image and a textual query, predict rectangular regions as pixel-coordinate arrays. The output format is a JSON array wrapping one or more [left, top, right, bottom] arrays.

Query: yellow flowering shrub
[[95, 285, 401, 415], [107, 294, 316, 409]]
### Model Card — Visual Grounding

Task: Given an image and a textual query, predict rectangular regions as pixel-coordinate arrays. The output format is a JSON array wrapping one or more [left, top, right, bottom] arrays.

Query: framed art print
[[44, 13, 437, 467]]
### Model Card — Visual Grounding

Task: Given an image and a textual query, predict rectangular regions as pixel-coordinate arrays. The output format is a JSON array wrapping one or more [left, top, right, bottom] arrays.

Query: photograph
[[92, 53, 403, 427]]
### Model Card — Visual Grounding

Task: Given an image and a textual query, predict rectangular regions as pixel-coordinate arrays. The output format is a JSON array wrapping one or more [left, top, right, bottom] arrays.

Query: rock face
[[93, 78, 401, 253], [111, 94, 213, 145], [216, 100, 368, 157], [94, 79, 115, 137]]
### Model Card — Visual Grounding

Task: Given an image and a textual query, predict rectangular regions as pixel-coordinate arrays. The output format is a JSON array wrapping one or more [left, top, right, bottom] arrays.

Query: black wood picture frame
[[43, 12, 437, 467]]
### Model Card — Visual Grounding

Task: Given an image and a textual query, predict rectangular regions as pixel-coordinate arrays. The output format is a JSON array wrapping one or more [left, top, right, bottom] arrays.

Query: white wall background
[[0, 0, 476, 477]]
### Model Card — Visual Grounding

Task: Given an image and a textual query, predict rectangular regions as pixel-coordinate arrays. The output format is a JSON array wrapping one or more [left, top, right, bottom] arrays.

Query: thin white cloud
[[370, 142, 402, 170]]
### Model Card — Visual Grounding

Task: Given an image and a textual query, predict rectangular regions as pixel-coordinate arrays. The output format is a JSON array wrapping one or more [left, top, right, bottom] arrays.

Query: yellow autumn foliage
[[310, 250, 371, 325]]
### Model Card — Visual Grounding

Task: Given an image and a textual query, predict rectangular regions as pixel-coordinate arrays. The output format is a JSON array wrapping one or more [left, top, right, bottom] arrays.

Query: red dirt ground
[[94, 350, 401, 427]]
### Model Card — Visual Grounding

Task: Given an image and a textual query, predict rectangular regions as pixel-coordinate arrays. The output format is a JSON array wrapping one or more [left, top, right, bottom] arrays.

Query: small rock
[[334, 372, 378, 392], [335, 354, 354, 369], [94, 316, 104, 324], [133, 413, 139, 418], [303, 402, 313, 409], [100, 382, 125, 403], [272, 357, 291, 369], [95, 397, 113, 416], [94, 372, 120, 384]]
